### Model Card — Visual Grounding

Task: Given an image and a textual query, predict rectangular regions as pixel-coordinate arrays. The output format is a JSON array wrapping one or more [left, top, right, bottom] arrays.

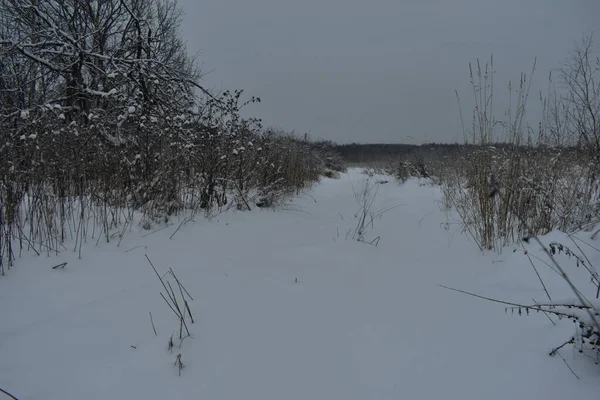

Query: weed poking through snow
[[174, 353, 184, 376], [440, 234, 600, 374], [349, 174, 404, 246], [146, 255, 194, 375]]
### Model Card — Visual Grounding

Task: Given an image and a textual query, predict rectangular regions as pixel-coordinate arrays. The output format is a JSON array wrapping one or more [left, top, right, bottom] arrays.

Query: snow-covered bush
[[439, 36, 600, 371], [437, 38, 600, 252], [395, 156, 431, 184], [0, 0, 328, 273], [439, 145, 599, 251]]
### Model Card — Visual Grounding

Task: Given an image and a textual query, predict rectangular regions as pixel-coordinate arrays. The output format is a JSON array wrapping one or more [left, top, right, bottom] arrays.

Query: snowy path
[[1, 170, 599, 399]]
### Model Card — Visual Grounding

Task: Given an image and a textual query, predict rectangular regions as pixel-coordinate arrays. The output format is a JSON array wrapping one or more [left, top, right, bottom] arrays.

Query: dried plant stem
[[149, 311, 158, 336]]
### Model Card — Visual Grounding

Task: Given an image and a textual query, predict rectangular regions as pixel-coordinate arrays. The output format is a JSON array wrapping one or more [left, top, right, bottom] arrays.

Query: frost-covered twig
[[529, 236, 600, 331]]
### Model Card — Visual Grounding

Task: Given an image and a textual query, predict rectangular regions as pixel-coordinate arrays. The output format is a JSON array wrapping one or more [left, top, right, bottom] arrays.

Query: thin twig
[[550, 337, 575, 356], [554, 348, 580, 380], [142, 224, 169, 238], [528, 236, 600, 331], [437, 284, 579, 319], [160, 292, 181, 318], [125, 245, 147, 253], [522, 243, 552, 301], [170, 216, 192, 240], [532, 298, 557, 326], [0, 387, 19, 400], [169, 268, 194, 301], [184, 300, 194, 324], [149, 311, 158, 336]]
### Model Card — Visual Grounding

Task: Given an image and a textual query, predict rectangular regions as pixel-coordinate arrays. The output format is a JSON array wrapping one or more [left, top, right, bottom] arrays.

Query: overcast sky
[[178, 0, 598, 144]]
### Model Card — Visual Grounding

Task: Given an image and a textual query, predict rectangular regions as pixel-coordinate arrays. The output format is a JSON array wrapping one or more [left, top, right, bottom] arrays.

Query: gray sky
[[178, 0, 598, 144]]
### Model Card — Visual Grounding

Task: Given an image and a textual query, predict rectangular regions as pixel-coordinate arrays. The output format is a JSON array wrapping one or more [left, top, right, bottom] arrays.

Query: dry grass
[[0, 112, 331, 275], [433, 37, 600, 252]]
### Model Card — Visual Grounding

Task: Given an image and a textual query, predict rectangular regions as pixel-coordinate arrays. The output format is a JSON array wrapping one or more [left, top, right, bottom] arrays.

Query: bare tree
[[0, 0, 329, 273], [0, 0, 202, 123], [560, 35, 600, 156]]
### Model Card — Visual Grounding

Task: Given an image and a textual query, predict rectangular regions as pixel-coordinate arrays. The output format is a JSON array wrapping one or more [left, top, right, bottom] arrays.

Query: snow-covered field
[[1, 169, 599, 399]]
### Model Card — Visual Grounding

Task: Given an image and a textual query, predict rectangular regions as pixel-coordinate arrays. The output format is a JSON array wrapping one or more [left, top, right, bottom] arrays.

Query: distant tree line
[[332, 143, 462, 164], [330, 142, 587, 165]]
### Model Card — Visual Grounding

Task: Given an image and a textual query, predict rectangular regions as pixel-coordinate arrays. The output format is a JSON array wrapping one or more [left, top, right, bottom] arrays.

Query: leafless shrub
[[351, 177, 380, 244], [437, 37, 600, 252], [349, 176, 403, 246], [395, 155, 431, 184], [439, 36, 600, 374], [0, 1, 330, 273]]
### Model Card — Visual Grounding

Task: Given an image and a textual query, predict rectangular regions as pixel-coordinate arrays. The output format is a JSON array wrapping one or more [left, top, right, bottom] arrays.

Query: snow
[[85, 88, 117, 98], [1, 169, 599, 400]]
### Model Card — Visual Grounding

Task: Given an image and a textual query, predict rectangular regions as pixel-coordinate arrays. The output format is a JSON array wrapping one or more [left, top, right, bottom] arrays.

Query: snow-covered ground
[[1, 169, 599, 399]]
